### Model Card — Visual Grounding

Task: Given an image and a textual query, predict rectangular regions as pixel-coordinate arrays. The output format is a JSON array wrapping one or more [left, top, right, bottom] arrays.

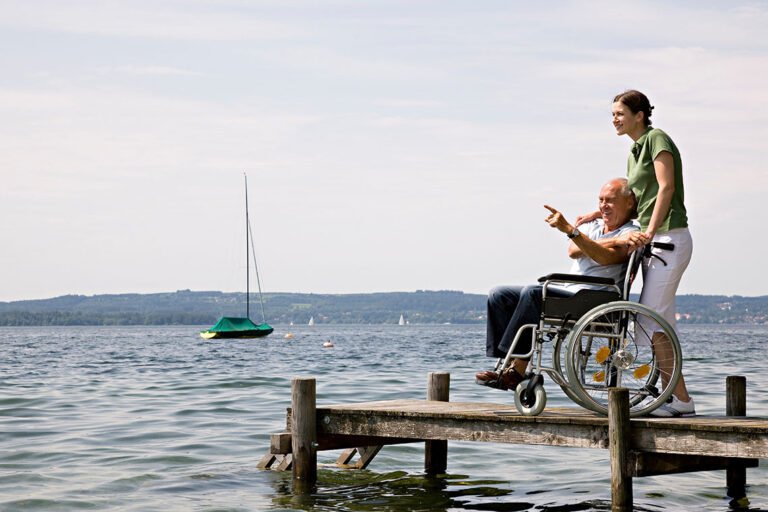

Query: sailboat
[[398, 314, 405, 326], [308, 316, 314, 326], [201, 173, 273, 339]]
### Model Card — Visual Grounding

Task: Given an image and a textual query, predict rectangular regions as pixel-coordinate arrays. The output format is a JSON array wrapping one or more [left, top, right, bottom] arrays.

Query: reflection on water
[[0, 324, 766, 511], [266, 469, 676, 511]]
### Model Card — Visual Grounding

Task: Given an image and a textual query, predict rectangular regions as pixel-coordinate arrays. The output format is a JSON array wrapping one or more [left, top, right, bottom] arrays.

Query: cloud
[[0, 86, 322, 201], [96, 65, 204, 77], [0, 89, 75, 111], [372, 98, 446, 108], [0, 0, 311, 41]]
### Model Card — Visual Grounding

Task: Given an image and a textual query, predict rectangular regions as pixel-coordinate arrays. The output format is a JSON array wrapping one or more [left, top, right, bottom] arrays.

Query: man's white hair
[[611, 177, 637, 219], [614, 177, 633, 198]]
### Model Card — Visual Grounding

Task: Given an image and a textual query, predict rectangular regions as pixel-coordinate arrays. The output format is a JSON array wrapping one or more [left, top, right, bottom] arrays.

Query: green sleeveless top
[[626, 127, 688, 232]]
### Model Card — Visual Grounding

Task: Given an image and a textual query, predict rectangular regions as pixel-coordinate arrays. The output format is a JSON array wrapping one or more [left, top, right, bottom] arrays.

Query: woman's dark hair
[[613, 90, 654, 127]]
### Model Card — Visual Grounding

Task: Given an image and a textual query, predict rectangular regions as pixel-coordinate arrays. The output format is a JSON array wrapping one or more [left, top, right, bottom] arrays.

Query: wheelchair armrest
[[537, 273, 616, 286]]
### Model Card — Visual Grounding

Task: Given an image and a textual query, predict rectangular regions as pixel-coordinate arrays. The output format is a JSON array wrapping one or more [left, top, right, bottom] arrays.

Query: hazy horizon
[[3, 287, 766, 304]]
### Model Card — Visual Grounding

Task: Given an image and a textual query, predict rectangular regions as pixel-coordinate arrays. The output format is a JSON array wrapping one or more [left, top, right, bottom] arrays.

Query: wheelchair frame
[[492, 242, 683, 417]]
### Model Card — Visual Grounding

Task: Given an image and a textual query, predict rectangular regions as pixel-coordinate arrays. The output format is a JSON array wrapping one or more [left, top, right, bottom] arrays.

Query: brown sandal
[[475, 368, 525, 390]]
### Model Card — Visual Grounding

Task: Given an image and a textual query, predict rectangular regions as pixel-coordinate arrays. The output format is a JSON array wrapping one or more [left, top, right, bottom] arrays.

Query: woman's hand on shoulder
[[575, 210, 600, 227]]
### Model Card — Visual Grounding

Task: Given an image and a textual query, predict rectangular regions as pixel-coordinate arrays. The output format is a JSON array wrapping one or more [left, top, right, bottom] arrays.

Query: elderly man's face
[[599, 182, 633, 230]]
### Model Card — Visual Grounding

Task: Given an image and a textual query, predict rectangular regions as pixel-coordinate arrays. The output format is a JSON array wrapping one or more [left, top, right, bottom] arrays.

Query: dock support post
[[291, 377, 317, 493], [425, 372, 449, 474], [609, 388, 632, 511], [726, 376, 747, 499]]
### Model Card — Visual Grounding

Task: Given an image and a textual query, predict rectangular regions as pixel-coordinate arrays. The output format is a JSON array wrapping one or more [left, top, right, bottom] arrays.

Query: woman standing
[[610, 90, 694, 417]]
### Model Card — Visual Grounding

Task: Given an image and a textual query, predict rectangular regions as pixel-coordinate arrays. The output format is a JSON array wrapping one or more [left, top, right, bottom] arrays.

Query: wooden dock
[[259, 373, 766, 511]]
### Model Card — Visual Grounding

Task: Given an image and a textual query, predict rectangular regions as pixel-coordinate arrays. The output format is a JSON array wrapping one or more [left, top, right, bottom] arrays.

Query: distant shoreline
[[0, 290, 766, 326]]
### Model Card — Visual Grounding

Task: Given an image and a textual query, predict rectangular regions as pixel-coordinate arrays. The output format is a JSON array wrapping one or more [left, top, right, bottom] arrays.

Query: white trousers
[[638, 227, 693, 332]]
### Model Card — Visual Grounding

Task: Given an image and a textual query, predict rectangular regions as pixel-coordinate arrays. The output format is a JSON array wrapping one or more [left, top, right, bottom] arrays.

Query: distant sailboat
[[308, 316, 314, 326], [200, 173, 273, 339], [398, 314, 405, 326]]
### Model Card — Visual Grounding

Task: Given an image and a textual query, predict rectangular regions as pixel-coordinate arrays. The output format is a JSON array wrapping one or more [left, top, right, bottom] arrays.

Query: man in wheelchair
[[476, 178, 639, 390]]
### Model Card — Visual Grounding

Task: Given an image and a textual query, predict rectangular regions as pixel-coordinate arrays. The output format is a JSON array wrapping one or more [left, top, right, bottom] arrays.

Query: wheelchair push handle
[[648, 241, 674, 251], [638, 240, 675, 266]]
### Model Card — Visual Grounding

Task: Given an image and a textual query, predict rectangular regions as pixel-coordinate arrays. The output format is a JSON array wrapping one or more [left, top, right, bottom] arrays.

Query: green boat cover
[[202, 317, 273, 334]]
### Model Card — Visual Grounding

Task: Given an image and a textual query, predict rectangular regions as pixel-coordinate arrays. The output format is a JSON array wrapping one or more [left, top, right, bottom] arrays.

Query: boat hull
[[200, 317, 273, 339], [200, 327, 273, 339]]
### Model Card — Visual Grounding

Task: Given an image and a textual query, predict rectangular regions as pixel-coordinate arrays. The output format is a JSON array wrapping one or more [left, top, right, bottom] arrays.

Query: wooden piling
[[609, 388, 632, 511], [726, 376, 747, 499], [291, 377, 317, 492], [425, 372, 449, 474], [727, 376, 747, 417]]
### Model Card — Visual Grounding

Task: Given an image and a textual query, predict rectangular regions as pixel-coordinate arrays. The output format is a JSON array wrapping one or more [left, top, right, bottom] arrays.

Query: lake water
[[1, 324, 766, 511]]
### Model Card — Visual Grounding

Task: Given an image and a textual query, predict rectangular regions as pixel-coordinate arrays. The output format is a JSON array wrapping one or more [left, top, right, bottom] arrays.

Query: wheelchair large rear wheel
[[551, 333, 591, 408], [564, 301, 682, 417]]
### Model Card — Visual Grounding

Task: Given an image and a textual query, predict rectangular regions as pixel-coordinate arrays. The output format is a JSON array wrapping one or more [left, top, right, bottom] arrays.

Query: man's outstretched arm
[[544, 205, 632, 266]]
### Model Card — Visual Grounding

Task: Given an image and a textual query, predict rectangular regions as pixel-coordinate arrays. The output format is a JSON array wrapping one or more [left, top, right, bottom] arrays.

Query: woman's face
[[612, 101, 644, 136]]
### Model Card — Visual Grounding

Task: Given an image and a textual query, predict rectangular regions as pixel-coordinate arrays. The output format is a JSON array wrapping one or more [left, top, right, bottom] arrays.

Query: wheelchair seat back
[[542, 289, 621, 324]]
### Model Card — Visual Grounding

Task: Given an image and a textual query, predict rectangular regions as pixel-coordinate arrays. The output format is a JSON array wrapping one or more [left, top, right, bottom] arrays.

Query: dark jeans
[[486, 285, 573, 359]]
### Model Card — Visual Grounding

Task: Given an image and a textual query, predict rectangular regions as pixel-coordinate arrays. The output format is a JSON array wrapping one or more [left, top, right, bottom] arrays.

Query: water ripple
[[0, 324, 766, 511]]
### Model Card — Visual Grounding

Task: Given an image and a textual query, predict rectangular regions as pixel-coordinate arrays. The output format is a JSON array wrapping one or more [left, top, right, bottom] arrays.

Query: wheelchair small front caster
[[514, 378, 547, 416]]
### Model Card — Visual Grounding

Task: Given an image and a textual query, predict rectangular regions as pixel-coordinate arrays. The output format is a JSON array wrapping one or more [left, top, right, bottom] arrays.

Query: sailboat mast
[[244, 172, 250, 319], [248, 220, 268, 324]]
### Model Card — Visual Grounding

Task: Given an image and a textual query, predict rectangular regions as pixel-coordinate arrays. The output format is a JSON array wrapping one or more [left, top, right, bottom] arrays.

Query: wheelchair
[[493, 242, 682, 417]]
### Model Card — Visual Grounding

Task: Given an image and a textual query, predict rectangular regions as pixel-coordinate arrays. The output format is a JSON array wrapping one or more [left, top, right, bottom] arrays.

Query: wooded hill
[[0, 290, 765, 326]]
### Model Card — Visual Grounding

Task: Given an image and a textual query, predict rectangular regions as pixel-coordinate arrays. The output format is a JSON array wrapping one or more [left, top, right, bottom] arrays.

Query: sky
[[1, 0, 767, 302]]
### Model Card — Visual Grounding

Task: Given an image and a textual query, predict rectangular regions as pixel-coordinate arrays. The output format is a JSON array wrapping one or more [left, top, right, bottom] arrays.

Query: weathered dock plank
[[294, 399, 768, 459]]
